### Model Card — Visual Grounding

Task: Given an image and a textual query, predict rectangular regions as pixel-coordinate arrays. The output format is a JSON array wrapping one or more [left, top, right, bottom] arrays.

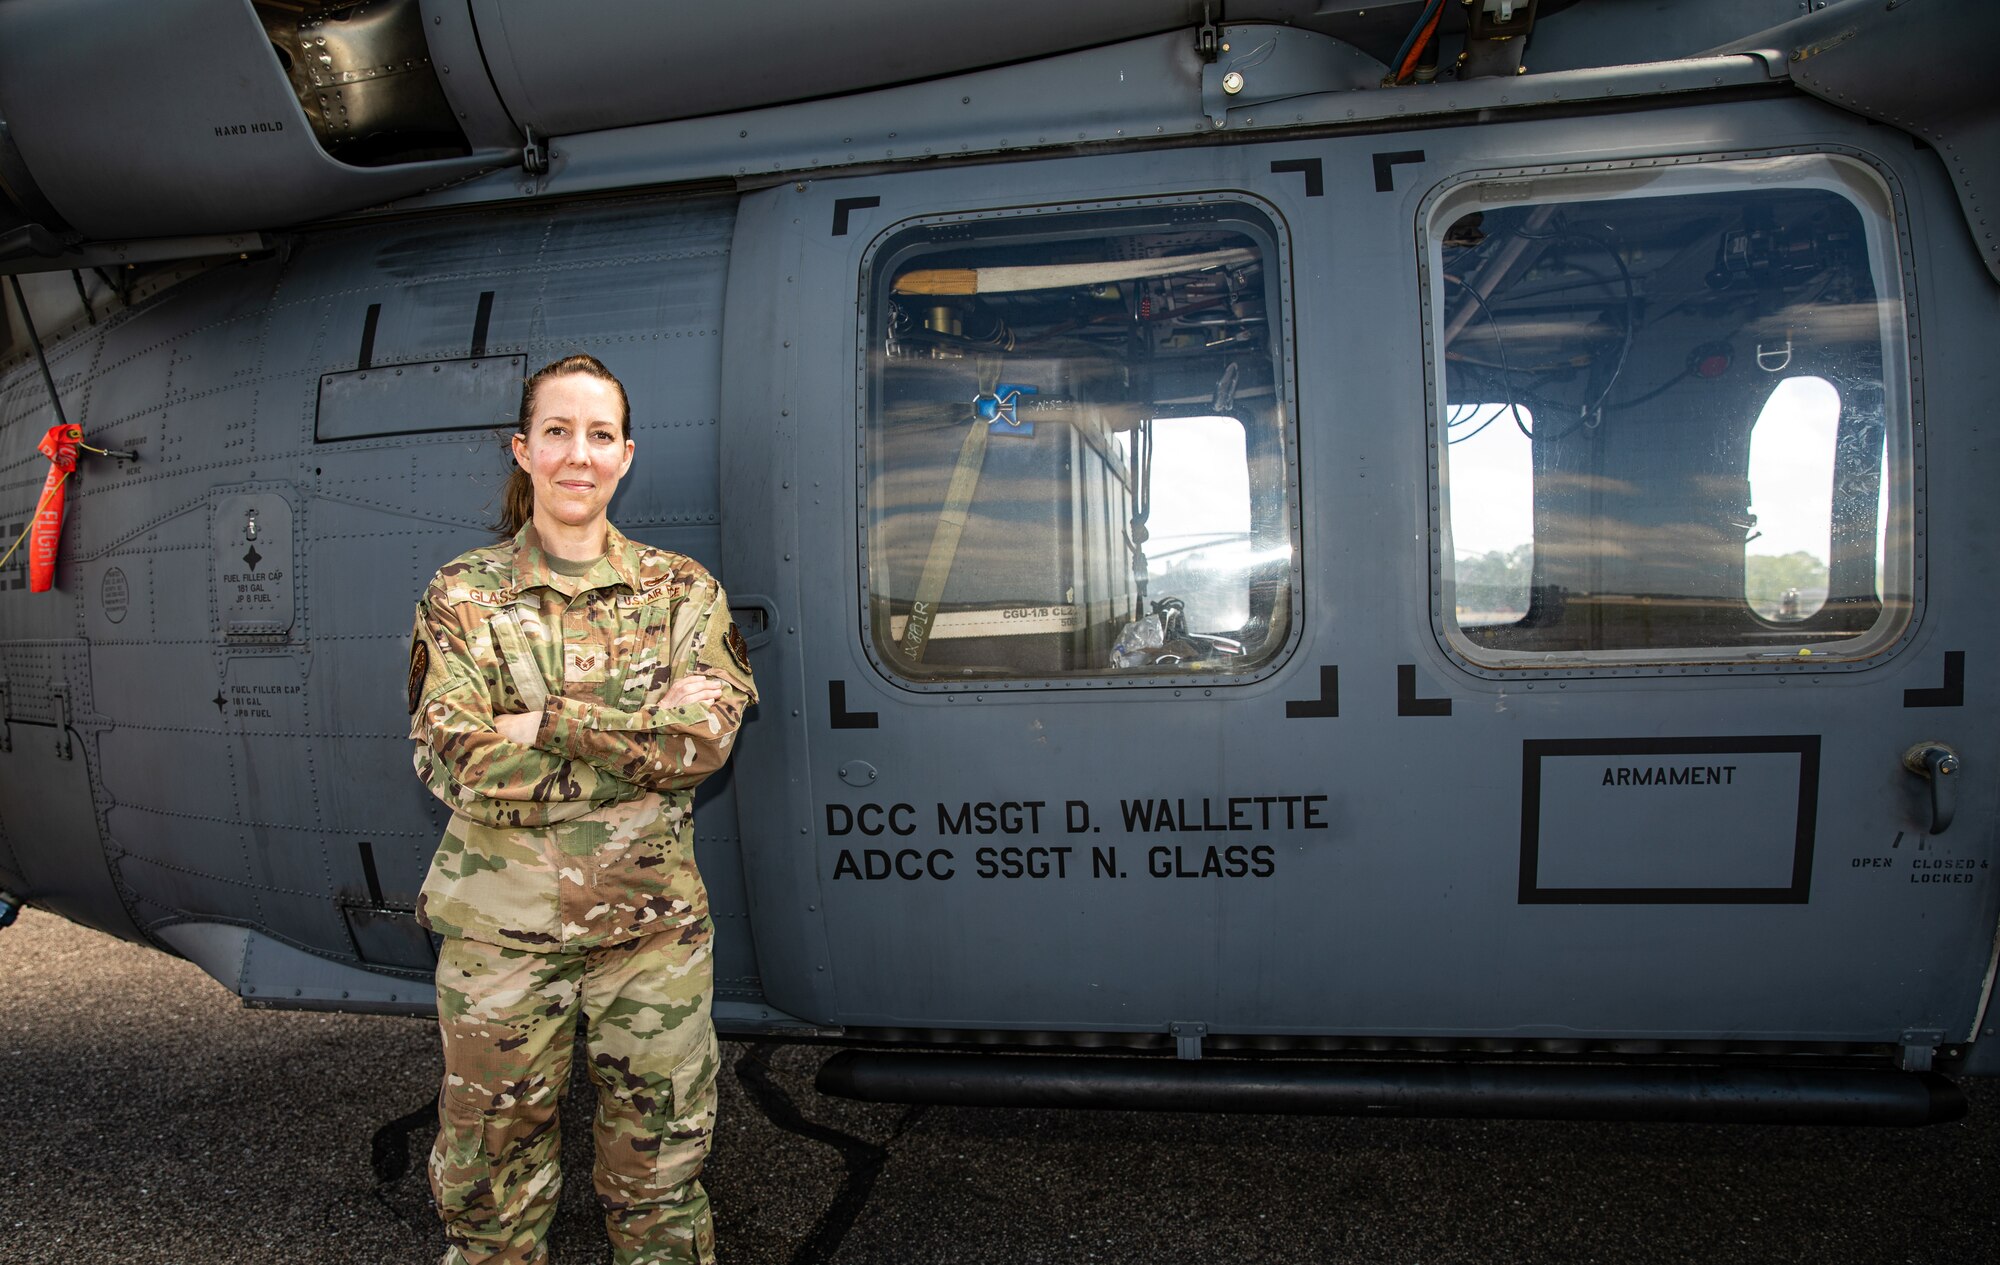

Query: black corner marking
[[469, 290, 495, 359], [1397, 664, 1451, 717], [832, 197, 881, 237], [1284, 665, 1339, 718], [1372, 149, 1426, 193], [357, 840, 385, 909], [1903, 651, 1964, 708], [1518, 735, 1820, 906], [829, 680, 879, 729], [357, 302, 381, 370], [1269, 158, 1324, 198]]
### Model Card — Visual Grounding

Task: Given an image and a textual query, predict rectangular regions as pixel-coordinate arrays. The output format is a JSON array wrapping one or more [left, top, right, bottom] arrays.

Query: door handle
[[1901, 741, 1961, 835]]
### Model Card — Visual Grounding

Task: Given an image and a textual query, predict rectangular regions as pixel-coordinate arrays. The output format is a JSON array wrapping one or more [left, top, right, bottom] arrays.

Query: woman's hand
[[663, 673, 726, 710], [493, 710, 540, 745]]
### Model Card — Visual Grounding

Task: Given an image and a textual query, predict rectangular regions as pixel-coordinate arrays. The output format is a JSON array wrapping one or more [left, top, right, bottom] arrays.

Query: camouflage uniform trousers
[[432, 918, 719, 1264]]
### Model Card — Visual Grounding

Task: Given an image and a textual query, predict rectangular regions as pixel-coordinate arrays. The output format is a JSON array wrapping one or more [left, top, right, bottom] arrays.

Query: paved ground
[[4, 905, 1998, 1264]]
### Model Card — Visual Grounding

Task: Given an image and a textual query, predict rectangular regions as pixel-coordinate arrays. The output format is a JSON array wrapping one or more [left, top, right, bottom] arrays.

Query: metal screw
[[1222, 71, 1245, 95]]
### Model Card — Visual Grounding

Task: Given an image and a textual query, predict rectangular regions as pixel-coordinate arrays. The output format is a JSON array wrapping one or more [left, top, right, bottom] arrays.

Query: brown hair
[[496, 353, 632, 536]]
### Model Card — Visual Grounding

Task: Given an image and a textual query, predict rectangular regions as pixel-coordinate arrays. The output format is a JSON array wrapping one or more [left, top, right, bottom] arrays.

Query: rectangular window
[[1426, 155, 1913, 669], [863, 202, 1296, 684]]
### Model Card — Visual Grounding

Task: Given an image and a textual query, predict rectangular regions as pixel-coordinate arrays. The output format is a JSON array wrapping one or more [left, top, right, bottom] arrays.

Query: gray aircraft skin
[[3, 0, 1998, 1120]]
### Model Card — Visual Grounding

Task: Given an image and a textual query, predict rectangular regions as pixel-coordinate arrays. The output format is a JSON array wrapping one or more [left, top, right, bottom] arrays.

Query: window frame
[[1416, 148, 1925, 679], [853, 193, 1305, 693]]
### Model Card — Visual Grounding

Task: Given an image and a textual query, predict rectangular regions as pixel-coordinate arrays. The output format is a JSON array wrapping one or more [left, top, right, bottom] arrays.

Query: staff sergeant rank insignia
[[407, 634, 429, 715]]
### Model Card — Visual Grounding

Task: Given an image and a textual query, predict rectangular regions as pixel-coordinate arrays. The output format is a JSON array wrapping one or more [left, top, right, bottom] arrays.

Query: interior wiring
[[1390, 0, 1447, 84], [1443, 273, 1532, 440]]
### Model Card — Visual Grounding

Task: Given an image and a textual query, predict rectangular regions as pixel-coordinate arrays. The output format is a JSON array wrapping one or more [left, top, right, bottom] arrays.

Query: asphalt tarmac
[[5, 905, 1998, 1264]]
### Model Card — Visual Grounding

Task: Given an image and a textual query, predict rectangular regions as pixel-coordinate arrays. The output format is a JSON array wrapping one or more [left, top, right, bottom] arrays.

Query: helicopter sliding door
[[1364, 106, 1995, 1060], [723, 95, 1999, 1061], [721, 160, 1310, 1034]]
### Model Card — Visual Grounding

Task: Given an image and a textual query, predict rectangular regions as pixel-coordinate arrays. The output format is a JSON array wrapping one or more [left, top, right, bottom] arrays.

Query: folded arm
[[409, 595, 628, 825], [532, 580, 758, 791]]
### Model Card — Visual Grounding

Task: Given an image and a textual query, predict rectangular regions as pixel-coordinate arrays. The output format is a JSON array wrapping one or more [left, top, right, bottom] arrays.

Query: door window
[[1426, 154, 1913, 669], [862, 202, 1298, 684]]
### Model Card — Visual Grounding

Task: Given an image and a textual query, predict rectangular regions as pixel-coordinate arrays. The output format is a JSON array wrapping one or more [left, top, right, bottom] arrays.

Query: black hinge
[[521, 125, 549, 175], [51, 688, 71, 761]]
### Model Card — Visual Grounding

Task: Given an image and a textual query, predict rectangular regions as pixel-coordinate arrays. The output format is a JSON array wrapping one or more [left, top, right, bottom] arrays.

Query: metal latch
[[1170, 1020, 1208, 1061], [1899, 1030, 1945, 1072], [1902, 741, 1960, 835]]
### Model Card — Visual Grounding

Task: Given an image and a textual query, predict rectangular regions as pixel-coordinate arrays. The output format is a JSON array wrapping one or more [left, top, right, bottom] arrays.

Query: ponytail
[[494, 353, 631, 537], [497, 467, 535, 538]]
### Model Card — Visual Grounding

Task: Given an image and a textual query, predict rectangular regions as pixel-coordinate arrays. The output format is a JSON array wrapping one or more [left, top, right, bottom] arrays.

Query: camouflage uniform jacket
[[409, 523, 756, 952]]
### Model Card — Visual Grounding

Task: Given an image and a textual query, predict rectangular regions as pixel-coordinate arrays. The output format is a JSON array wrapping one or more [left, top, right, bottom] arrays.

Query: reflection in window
[[1429, 155, 1911, 667], [1446, 403, 1535, 623], [1745, 377, 1839, 620], [1141, 416, 1252, 630], [864, 204, 1295, 682]]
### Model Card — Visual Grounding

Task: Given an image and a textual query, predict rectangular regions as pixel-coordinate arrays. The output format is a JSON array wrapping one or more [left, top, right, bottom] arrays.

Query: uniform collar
[[510, 522, 643, 598]]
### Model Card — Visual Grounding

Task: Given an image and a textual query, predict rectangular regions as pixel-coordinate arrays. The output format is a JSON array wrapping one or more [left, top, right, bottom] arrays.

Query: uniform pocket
[[652, 1022, 719, 1190], [611, 604, 667, 709], [429, 1083, 497, 1223]]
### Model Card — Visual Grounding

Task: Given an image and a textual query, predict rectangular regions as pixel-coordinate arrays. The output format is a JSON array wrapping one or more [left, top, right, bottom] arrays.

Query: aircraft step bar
[[816, 1052, 1966, 1126]]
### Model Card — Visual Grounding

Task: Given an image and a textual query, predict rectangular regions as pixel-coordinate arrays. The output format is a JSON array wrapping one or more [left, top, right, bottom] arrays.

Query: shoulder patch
[[724, 622, 752, 674], [408, 634, 429, 714]]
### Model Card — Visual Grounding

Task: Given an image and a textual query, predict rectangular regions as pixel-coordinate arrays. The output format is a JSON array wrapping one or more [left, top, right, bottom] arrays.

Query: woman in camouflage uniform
[[408, 354, 757, 1264]]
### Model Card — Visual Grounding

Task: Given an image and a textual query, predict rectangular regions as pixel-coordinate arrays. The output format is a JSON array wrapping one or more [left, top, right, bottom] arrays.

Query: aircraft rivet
[[1222, 72, 1244, 95]]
